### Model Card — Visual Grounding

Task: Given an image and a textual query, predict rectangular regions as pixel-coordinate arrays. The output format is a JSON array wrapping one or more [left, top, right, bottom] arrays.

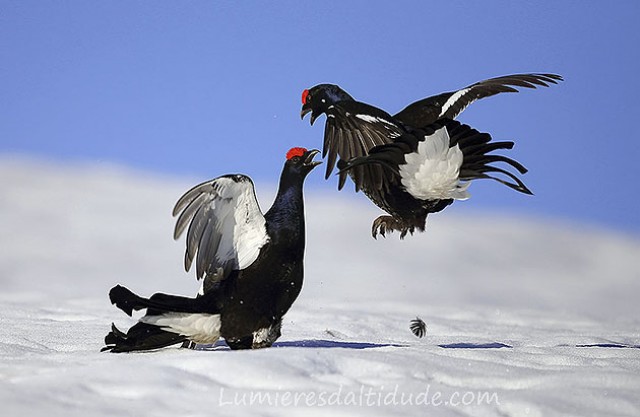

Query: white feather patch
[[252, 322, 281, 347], [231, 182, 269, 269], [252, 327, 271, 343], [438, 87, 471, 118], [355, 114, 396, 126], [176, 175, 269, 280], [399, 127, 471, 201], [207, 177, 269, 271], [140, 313, 221, 344]]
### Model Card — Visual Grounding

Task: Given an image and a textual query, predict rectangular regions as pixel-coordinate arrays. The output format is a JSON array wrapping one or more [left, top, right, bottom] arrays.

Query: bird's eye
[[291, 156, 301, 163]]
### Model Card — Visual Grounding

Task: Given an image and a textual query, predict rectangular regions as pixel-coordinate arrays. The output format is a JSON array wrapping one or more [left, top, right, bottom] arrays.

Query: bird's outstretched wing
[[322, 101, 405, 191], [393, 73, 563, 128], [172, 175, 269, 285]]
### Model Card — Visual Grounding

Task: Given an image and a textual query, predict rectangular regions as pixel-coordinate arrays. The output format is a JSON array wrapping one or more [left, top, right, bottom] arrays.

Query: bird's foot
[[181, 340, 197, 349], [252, 321, 282, 349], [371, 216, 415, 239]]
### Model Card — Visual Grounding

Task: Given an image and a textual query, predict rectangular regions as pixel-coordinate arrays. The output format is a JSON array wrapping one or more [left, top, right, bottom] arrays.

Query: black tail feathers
[[102, 322, 187, 353]]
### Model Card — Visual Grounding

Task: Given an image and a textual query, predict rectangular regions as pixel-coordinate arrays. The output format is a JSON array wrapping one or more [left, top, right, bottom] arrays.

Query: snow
[[1, 156, 639, 416]]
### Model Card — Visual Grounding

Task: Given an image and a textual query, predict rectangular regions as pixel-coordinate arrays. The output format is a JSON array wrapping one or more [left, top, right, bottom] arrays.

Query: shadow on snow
[[438, 342, 512, 349], [190, 340, 640, 351], [273, 340, 404, 349]]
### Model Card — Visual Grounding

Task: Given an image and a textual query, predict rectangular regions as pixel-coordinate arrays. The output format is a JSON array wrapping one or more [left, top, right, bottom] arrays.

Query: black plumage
[[301, 73, 561, 238], [103, 148, 321, 352], [338, 119, 531, 238]]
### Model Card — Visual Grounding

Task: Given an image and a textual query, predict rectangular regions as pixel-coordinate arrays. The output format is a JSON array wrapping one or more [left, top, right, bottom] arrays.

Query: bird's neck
[[265, 172, 306, 244]]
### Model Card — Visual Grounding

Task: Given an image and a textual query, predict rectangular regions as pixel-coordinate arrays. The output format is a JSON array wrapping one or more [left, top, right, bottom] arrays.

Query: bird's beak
[[300, 107, 317, 126], [303, 149, 322, 168]]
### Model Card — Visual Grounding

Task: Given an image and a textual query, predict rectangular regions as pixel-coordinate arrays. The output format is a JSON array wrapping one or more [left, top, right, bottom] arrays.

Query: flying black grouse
[[300, 73, 562, 238], [337, 119, 531, 238], [102, 147, 321, 352]]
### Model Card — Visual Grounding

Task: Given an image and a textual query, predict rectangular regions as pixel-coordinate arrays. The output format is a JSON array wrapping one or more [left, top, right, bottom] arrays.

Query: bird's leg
[[371, 215, 414, 239], [226, 336, 254, 350], [399, 225, 415, 239], [252, 320, 282, 349], [372, 215, 390, 238]]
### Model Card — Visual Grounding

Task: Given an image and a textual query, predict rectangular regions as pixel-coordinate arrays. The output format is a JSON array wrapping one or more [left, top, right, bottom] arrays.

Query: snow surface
[[1, 157, 639, 417]]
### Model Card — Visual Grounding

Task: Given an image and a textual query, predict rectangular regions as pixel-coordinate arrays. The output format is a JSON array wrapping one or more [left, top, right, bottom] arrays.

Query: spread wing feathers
[[339, 119, 532, 197], [172, 175, 269, 281], [323, 101, 404, 191], [393, 73, 563, 128]]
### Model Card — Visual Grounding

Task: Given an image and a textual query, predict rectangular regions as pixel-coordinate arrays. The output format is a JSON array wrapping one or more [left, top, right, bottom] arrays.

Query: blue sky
[[2, 1, 639, 235]]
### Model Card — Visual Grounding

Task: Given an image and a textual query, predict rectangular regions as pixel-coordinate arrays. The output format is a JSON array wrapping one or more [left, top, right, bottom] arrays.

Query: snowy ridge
[[1, 157, 639, 417]]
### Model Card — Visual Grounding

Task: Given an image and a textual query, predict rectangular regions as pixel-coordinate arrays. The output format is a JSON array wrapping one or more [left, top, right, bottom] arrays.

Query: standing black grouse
[[102, 147, 321, 352], [300, 73, 562, 238]]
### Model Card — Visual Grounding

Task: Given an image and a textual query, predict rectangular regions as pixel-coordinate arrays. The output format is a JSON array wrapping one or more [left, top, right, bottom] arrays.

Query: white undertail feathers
[[140, 312, 221, 344], [399, 127, 471, 201]]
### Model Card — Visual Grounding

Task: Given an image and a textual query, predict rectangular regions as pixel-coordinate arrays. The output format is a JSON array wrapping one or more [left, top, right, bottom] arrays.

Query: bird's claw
[[371, 216, 414, 239]]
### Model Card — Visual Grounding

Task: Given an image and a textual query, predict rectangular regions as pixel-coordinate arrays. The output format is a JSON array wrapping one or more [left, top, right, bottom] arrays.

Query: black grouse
[[102, 147, 321, 352], [336, 119, 531, 238], [300, 73, 562, 238]]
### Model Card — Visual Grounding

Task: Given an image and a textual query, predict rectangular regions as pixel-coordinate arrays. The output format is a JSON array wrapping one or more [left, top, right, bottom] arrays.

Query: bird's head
[[300, 84, 354, 125], [284, 147, 322, 177]]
